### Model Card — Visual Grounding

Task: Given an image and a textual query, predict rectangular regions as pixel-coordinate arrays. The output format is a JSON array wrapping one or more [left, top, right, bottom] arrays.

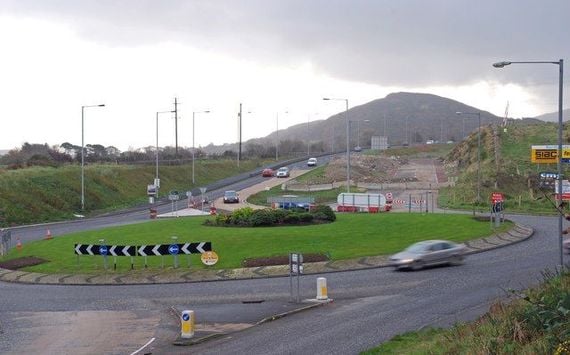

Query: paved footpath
[[0, 223, 533, 286]]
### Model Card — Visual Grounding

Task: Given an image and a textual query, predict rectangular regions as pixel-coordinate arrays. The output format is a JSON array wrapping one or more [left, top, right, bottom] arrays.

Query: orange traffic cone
[[45, 229, 53, 240], [16, 237, 22, 250]]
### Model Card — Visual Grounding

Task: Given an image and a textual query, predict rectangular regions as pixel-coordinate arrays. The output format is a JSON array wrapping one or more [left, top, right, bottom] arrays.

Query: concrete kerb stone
[[0, 223, 534, 285]]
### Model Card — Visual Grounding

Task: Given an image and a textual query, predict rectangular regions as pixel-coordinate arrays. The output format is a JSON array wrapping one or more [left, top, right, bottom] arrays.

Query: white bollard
[[181, 310, 195, 338], [316, 277, 328, 300]]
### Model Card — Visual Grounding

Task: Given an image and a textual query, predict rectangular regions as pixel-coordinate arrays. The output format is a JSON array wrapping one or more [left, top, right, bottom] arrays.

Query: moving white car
[[276, 167, 290, 178], [307, 157, 317, 167]]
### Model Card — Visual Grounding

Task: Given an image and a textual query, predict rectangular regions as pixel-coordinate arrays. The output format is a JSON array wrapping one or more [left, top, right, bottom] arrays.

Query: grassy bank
[[3, 213, 511, 274], [0, 160, 264, 227], [364, 270, 570, 354]]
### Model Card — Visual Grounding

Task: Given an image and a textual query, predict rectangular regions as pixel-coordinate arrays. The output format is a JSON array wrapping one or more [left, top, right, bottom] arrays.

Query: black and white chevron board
[[74, 242, 211, 256]]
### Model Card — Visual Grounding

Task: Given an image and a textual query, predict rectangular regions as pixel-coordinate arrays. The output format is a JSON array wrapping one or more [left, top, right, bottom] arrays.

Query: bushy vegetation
[[205, 205, 336, 227], [365, 269, 570, 354], [441, 121, 570, 215]]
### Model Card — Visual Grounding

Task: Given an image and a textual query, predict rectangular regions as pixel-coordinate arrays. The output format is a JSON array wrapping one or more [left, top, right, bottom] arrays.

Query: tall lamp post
[[493, 59, 564, 267], [307, 112, 319, 156], [323, 97, 350, 192], [276, 111, 288, 161], [192, 110, 211, 184], [156, 110, 174, 198], [81, 104, 105, 211], [456, 111, 482, 203]]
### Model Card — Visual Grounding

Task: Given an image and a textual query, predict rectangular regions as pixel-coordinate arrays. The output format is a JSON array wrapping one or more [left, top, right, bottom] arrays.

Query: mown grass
[[3, 213, 511, 274], [364, 270, 570, 354], [0, 160, 265, 227]]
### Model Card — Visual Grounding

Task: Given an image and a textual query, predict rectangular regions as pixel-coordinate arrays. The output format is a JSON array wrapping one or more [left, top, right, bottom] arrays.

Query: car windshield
[[278, 168, 288, 172], [405, 242, 430, 253], [224, 191, 237, 197]]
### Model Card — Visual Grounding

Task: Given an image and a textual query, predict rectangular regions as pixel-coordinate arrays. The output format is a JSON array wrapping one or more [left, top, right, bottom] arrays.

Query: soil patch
[[0, 256, 48, 270], [242, 253, 329, 267]]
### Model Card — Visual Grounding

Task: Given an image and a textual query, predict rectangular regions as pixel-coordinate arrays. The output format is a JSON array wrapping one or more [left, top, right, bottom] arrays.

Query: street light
[[307, 113, 319, 156], [156, 110, 175, 199], [456, 111, 481, 203], [81, 104, 105, 211], [276, 111, 288, 161], [323, 97, 350, 192], [192, 110, 211, 184], [493, 59, 564, 267], [356, 119, 370, 148]]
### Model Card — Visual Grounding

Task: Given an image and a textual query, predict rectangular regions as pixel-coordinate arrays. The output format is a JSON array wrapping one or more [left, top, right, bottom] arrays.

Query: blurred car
[[276, 167, 290, 178], [307, 157, 317, 167], [223, 190, 239, 204], [353, 146, 362, 152], [262, 168, 274, 177], [564, 239, 570, 254], [389, 240, 466, 271]]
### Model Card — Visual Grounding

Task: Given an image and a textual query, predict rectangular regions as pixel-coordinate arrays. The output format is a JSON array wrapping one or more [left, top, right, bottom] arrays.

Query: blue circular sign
[[99, 245, 108, 255], [182, 313, 190, 321], [168, 244, 179, 255]]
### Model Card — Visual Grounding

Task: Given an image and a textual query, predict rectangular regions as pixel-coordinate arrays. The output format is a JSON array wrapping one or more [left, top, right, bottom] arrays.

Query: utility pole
[[238, 103, 242, 167], [174, 97, 179, 156]]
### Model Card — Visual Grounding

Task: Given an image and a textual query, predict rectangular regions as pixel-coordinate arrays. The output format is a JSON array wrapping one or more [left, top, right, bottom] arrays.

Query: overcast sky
[[1, 0, 568, 151]]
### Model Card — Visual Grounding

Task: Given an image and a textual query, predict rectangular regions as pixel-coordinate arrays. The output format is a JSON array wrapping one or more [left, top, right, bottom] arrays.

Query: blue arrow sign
[[99, 245, 108, 256], [168, 244, 179, 255], [182, 313, 190, 321]]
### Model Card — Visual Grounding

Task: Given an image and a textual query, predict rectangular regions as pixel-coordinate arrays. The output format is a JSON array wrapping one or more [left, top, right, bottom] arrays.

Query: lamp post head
[[456, 112, 463, 115], [493, 61, 511, 68], [98, 104, 105, 107], [323, 98, 330, 101]]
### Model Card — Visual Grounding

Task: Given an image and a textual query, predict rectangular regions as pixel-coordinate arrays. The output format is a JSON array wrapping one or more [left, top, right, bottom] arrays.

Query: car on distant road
[[262, 168, 274, 177], [353, 146, 362, 152], [223, 190, 239, 204], [276, 167, 290, 178], [389, 240, 466, 271], [307, 158, 317, 167]]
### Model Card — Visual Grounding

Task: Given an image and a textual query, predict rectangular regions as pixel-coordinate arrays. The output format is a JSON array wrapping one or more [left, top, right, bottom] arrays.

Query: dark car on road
[[223, 190, 239, 204], [389, 240, 466, 271], [262, 168, 274, 177]]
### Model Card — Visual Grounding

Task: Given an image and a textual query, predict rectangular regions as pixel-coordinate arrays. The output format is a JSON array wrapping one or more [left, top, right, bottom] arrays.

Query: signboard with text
[[531, 145, 570, 164]]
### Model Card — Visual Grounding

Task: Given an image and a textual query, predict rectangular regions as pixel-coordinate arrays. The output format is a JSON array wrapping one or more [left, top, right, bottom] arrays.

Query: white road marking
[[130, 337, 155, 355]]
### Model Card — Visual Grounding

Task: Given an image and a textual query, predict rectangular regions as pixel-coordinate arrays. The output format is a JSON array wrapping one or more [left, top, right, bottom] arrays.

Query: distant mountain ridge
[[532, 108, 570, 123], [243, 92, 503, 151]]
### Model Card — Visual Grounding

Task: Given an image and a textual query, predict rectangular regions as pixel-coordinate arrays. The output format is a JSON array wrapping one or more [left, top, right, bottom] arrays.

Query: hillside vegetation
[[441, 121, 567, 214], [0, 160, 263, 227]]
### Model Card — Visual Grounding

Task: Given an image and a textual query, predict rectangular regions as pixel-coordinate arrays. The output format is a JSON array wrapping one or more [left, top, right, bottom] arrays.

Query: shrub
[[311, 204, 336, 221], [283, 213, 301, 224], [229, 207, 254, 225], [298, 212, 314, 223], [250, 209, 277, 226]]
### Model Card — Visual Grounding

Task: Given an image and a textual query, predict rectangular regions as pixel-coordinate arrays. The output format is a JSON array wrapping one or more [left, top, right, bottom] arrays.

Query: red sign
[[491, 192, 504, 203]]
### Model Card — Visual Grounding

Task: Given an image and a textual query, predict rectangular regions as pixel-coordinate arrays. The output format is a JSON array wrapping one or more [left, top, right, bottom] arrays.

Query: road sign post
[[490, 192, 505, 228], [289, 252, 303, 303]]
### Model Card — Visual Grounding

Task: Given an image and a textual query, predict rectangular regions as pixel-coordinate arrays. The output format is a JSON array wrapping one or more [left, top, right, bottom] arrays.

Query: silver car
[[389, 240, 466, 271]]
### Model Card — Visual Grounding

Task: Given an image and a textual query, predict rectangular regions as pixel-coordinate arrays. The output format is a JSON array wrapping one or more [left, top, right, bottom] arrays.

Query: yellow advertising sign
[[530, 145, 570, 164]]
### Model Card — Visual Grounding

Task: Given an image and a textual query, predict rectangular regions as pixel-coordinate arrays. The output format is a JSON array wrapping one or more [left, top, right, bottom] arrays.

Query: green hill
[[441, 120, 566, 213], [0, 160, 263, 227]]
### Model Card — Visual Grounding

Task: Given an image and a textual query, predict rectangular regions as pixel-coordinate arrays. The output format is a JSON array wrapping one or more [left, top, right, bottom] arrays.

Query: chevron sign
[[75, 242, 211, 256]]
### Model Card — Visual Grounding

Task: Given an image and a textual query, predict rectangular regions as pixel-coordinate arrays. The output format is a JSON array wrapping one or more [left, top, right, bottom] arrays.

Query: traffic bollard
[[317, 277, 328, 300], [181, 310, 195, 338]]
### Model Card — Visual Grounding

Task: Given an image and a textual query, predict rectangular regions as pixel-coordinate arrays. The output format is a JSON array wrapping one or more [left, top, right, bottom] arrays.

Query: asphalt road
[[0, 214, 564, 354]]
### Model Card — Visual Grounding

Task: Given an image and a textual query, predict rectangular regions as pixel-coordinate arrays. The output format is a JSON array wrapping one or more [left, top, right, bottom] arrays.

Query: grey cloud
[[2, 0, 568, 89]]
